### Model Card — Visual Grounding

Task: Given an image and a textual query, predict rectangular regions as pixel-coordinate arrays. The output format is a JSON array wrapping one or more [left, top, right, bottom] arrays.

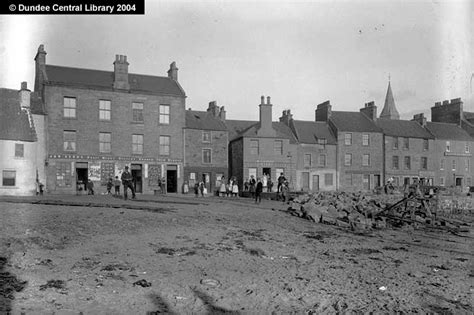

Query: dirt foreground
[[0, 195, 472, 314]]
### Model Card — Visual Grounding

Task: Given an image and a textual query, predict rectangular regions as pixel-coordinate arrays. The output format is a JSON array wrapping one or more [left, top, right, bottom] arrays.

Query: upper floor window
[[344, 153, 352, 166], [15, 143, 24, 158], [99, 132, 111, 153], [99, 100, 111, 120], [421, 157, 428, 170], [2, 170, 16, 186], [274, 140, 283, 155], [132, 134, 143, 155], [63, 97, 76, 118], [250, 140, 259, 155], [304, 154, 312, 167], [202, 148, 212, 164], [202, 131, 211, 143], [344, 133, 352, 146], [465, 143, 470, 153], [465, 159, 470, 172], [423, 139, 429, 151], [404, 156, 411, 170], [160, 135, 170, 156], [392, 156, 399, 170], [319, 154, 326, 167], [446, 141, 451, 152], [362, 154, 370, 166], [159, 105, 170, 124], [403, 137, 409, 150], [452, 160, 456, 171], [393, 136, 399, 149], [132, 102, 144, 123], [440, 159, 445, 170], [63, 130, 76, 152], [362, 134, 369, 146]]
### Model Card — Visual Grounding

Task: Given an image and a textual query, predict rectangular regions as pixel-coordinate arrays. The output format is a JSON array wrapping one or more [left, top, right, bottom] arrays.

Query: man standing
[[121, 166, 136, 200], [249, 175, 256, 198], [277, 173, 286, 194], [255, 178, 263, 204]]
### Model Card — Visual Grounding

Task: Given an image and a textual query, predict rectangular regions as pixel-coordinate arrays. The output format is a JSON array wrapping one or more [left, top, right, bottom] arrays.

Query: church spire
[[380, 79, 400, 120]]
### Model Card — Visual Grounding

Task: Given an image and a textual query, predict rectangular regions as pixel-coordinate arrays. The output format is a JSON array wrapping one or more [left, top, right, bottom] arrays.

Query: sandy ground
[[0, 194, 472, 314]]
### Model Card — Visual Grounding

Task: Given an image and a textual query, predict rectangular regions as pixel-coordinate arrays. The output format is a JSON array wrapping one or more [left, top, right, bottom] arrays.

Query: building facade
[[184, 101, 228, 194], [34, 45, 186, 194], [0, 83, 40, 196]]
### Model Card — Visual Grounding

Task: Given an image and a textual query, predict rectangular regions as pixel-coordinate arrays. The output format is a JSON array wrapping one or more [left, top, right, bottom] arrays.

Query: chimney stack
[[207, 101, 219, 117], [360, 101, 377, 120], [279, 109, 293, 126], [168, 61, 178, 81], [219, 106, 226, 121], [19, 81, 31, 109], [257, 95, 276, 137], [34, 44, 47, 92], [315, 100, 332, 122], [113, 54, 130, 90], [412, 113, 427, 127]]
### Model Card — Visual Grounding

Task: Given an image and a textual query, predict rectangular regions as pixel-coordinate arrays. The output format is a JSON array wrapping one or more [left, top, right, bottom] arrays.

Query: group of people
[[242, 172, 289, 203], [243, 173, 273, 193], [218, 176, 239, 197], [101, 166, 136, 200]]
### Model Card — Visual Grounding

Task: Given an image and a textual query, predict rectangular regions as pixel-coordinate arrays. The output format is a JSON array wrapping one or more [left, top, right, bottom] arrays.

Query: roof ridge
[[46, 64, 173, 80]]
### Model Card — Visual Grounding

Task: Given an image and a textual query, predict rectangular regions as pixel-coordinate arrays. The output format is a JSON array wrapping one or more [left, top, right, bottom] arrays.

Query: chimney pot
[[261, 96, 265, 105], [21, 82, 28, 90], [267, 96, 271, 105], [442, 100, 449, 105]]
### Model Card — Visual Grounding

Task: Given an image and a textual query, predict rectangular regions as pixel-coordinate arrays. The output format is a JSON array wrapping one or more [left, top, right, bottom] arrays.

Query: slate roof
[[45, 65, 185, 96], [225, 120, 297, 143], [375, 119, 433, 139], [0, 88, 37, 142], [464, 111, 474, 123], [425, 122, 473, 141], [330, 111, 382, 133], [185, 110, 227, 131], [291, 120, 337, 145]]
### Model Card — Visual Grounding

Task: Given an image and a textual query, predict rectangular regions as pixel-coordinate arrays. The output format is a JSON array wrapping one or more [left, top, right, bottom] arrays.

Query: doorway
[[131, 164, 142, 193], [302, 172, 309, 191], [263, 168, 271, 180], [455, 177, 462, 187], [374, 175, 381, 187], [312, 175, 319, 192], [167, 165, 178, 193], [76, 162, 88, 193]]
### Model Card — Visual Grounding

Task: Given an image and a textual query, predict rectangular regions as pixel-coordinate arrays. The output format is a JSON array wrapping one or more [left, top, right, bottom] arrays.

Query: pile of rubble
[[287, 191, 471, 234]]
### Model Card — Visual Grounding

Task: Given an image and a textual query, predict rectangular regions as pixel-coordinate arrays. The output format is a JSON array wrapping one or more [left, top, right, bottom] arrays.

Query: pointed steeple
[[380, 79, 400, 120]]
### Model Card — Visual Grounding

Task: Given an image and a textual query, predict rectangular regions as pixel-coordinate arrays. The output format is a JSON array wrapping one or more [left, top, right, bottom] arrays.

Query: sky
[[0, 0, 472, 121]]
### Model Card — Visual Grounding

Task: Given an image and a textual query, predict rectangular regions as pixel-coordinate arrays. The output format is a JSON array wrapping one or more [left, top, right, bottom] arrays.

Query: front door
[[302, 172, 309, 191], [167, 165, 178, 193], [131, 164, 142, 193], [374, 175, 381, 187], [455, 177, 462, 187], [312, 175, 319, 192], [76, 162, 88, 193]]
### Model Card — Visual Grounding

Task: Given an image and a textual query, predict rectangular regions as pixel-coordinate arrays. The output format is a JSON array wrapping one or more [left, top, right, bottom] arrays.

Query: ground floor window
[[439, 177, 445, 186], [324, 173, 333, 186], [362, 174, 370, 190], [248, 168, 257, 180], [56, 162, 72, 187], [2, 170, 16, 186]]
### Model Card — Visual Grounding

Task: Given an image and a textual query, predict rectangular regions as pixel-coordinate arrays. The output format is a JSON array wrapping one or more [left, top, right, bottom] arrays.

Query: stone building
[[316, 100, 384, 191], [431, 98, 474, 137], [184, 101, 228, 194], [34, 45, 186, 194], [227, 96, 298, 190], [279, 110, 337, 191], [0, 83, 40, 195]]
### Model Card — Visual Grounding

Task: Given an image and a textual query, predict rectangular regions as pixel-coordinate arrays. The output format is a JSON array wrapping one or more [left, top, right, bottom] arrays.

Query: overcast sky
[[1, 0, 472, 121]]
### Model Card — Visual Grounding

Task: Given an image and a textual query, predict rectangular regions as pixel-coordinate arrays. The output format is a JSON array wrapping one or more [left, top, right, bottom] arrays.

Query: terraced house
[[34, 45, 186, 194]]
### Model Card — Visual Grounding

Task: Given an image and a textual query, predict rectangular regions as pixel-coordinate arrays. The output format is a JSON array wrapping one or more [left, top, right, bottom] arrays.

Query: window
[[421, 157, 428, 170], [159, 105, 170, 124], [392, 156, 399, 170], [439, 177, 445, 186], [250, 140, 259, 155], [423, 139, 429, 151], [363, 174, 370, 190], [15, 143, 24, 158], [324, 173, 333, 186], [202, 149, 212, 164], [248, 168, 257, 179], [63, 131, 76, 152], [63, 97, 76, 118], [466, 159, 470, 172], [362, 134, 369, 146], [274, 140, 283, 155], [467, 177, 471, 186], [446, 141, 450, 152], [466, 143, 470, 153], [99, 100, 111, 120], [452, 160, 456, 171], [318, 138, 327, 146], [132, 134, 143, 155], [344, 133, 352, 145], [304, 154, 312, 167], [99, 132, 111, 153], [403, 137, 409, 150], [344, 153, 352, 166], [440, 159, 445, 170], [362, 154, 370, 166], [393, 136, 398, 149], [319, 154, 326, 167], [202, 131, 211, 143], [2, 170, 16, 186], [404, 156, 411, 170], [132, 102, 144, 123], [56, 162, 72, 187], [159, 135, 170, 156]]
